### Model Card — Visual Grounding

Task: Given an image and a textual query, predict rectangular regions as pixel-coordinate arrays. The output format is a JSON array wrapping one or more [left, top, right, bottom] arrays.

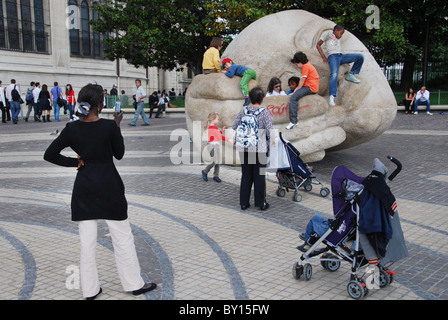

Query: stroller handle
[[387, 155, 402, 181]]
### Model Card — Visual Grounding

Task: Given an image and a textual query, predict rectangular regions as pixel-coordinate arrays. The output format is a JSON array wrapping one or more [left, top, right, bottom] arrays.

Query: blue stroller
[[275, 132, 330, 202], [292, 156, 408, 299]]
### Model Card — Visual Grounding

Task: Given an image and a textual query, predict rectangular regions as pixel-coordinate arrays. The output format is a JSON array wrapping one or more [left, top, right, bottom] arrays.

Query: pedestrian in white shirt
[[413, 86, 432, 115], [5, 79, 22, 124], [33, 82, 42, 122]]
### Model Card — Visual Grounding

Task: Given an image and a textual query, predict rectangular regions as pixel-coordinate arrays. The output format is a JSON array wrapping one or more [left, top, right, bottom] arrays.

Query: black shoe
[[132, 282, 157, 296], [141, 123, 150, 126], [296, 243, 311, 253], [243, 96, 250, 106], [260, 202, 270, 211], [241, 204, 250, 210], [25, 117, 28, 122], [202, 170, 208, 181], [86, 287, 102, 300]]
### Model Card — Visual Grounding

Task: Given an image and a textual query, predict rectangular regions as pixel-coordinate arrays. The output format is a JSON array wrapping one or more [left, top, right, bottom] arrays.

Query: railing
[[0, 28, 50, 54], [104, 95, 186, 108]]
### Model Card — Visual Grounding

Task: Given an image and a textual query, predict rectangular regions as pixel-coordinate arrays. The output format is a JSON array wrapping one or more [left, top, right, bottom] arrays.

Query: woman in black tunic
[[44, 84, 156, 299], [39, 84, 52, 122]]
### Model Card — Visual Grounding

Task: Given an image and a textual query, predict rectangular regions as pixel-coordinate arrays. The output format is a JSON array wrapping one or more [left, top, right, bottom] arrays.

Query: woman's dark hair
[[291, 51, 308, 64], [249, 86, 265, 105], [41, 84, 48, 92], [66, 84, 73, 94], [267, 77, 282, 94], [209, 37, 223, 49], [76, 84, 104, 117]]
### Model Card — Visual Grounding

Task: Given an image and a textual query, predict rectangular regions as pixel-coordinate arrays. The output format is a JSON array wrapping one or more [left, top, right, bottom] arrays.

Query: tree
[[91, 0, 211, 74], [204, 0, 448, 89], [92, 0, 448, 89]]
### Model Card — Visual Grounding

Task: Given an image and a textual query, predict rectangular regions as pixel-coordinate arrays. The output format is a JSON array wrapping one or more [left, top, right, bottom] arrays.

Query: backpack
[[26, 88, 34, 103], [11, 85, 21, 102], [234, 106, 265, 149]]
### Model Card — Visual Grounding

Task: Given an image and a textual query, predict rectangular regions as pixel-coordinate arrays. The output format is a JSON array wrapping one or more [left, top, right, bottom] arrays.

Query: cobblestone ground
[[0, 110, 447, 301]]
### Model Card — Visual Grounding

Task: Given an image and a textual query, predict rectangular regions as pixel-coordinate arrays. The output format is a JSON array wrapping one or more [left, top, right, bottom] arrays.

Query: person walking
[[32, 82, 42, 122], [44, 84, 157, 299], [50, 82, 63, 122], [129, 79, 150, 126], [24, 81, 36, 122], [65, 84, 77, 121], [5, 79, 22, 124]]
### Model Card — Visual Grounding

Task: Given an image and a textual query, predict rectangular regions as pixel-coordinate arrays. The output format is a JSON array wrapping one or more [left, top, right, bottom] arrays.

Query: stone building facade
[[0, 0, 192, 98]]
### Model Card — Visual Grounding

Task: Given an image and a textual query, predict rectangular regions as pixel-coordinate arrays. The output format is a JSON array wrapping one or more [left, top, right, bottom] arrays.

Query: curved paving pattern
[[0, 113, 447, 300]]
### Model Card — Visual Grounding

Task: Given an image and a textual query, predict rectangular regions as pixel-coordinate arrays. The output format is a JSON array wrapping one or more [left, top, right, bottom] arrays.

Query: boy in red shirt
[[286, 51, 320, 130]]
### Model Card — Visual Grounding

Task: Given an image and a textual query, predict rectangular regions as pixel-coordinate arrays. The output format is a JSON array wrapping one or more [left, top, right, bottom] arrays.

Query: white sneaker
[[414, 111, 418, 115], [345, 73, 361, 83], [285, 122, 298, 130], [329, 95, 335, 106], [365, 266, 380, 290], [427, 112, 433, 115]]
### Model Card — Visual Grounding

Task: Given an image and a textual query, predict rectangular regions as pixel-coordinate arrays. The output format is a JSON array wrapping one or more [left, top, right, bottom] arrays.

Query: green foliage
[[91, 0, 210, 73], [91, 0, 448, 84]]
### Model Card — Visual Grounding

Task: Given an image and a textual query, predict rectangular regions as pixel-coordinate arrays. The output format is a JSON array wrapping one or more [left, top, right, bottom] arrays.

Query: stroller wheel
[[304, 184, 312, 192], [303, 263, 312, 281], [292, 262, 303, 280], [293, 191, 302, 202], [379, 268, 390, 288], [320, 253, 341, 272], [320, 187, 330, 197], [276, 188, 286, 197], [347, 280, 367, 299]]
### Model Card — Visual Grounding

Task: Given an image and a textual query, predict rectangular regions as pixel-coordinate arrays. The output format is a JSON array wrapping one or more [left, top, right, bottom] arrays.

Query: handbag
[[57, 97, 65, 106]]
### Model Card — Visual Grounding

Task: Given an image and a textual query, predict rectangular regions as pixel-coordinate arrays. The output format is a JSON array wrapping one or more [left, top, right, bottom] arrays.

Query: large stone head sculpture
[[185, 10, 396, 163]]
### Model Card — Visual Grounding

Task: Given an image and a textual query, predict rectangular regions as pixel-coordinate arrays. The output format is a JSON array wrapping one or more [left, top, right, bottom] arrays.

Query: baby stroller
[[275, 132, 330, 202], [292, 156, 408, 299]]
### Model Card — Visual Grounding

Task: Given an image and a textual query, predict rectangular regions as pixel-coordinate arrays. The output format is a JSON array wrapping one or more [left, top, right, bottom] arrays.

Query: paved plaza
[[0, 109, 447, 301]]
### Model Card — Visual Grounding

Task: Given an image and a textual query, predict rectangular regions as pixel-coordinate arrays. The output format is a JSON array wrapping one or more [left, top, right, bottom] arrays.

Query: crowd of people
[[0, 79, 79, 124], [0, 77, 186, 127]]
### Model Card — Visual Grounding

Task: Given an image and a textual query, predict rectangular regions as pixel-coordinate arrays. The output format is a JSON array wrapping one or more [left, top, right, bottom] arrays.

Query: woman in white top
[[266, 77, 286, 97]]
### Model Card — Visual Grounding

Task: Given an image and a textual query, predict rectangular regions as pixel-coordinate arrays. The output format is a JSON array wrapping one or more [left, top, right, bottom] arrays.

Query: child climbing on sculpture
[[286, 51, 320, 130], [316, 24, 364, 106], [221, 58, 257, 106], [202, 112, 234, 183]]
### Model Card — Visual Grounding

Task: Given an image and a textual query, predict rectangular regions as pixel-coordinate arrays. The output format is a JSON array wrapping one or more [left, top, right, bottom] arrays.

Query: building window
[[0, 1, 6, 48], [81, 0, 90, 56], [68, 0, 79, 55], [68, 0, 106, 59], [6, 0, 19, 50], [34, 0, 46, 52], [0, 0, 50, 53]]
